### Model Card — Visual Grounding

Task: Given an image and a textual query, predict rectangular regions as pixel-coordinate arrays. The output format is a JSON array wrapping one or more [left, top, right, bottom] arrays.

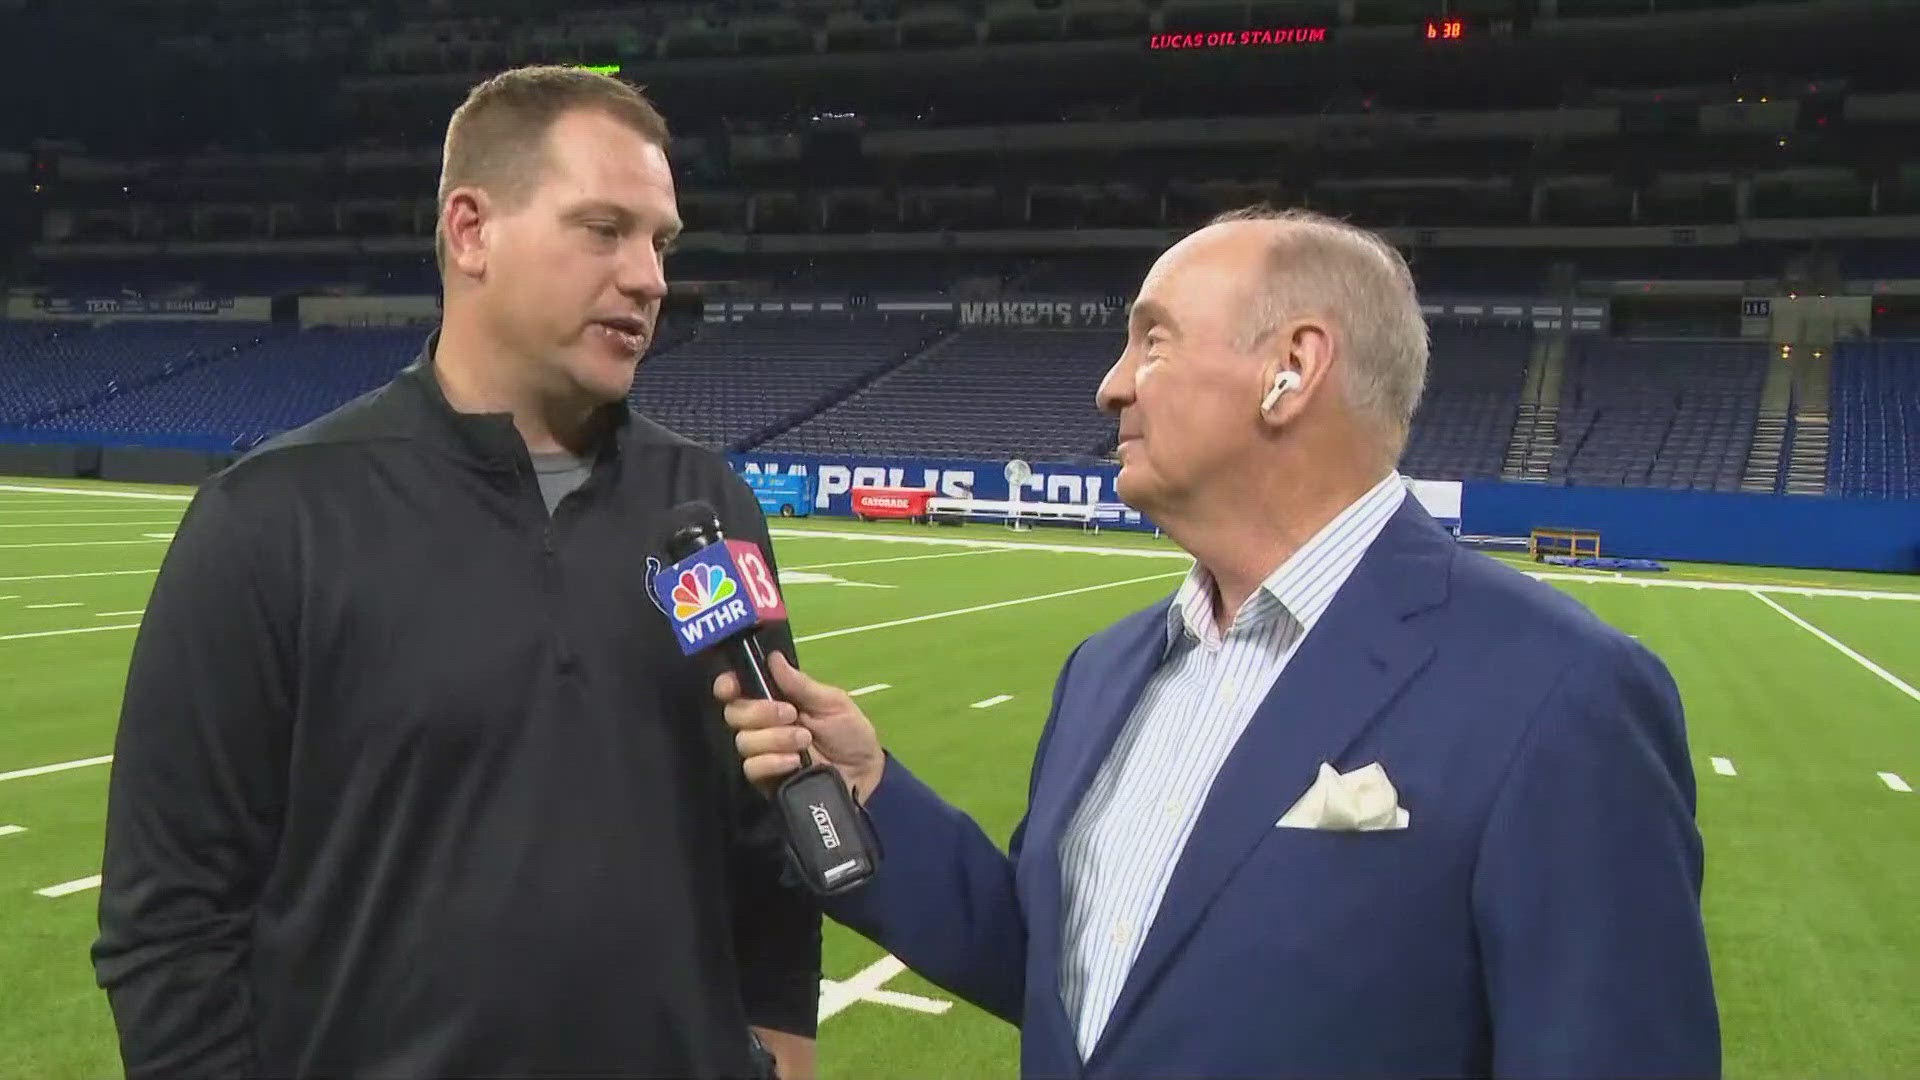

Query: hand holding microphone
[[714, 652, 884, 802], [655, 500, 881, 896]]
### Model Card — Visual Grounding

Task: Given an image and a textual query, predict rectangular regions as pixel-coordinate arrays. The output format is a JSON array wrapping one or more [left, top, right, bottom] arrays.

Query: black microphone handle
[[724, 631, 816, 769]]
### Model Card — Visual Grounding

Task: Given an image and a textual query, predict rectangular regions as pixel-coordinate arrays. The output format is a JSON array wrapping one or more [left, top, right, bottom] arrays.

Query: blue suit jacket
[[829, 499, 1719, 1078]]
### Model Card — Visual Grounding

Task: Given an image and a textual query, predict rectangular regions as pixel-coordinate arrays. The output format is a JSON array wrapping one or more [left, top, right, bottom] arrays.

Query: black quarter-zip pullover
[[92, 335, 820, 1079]]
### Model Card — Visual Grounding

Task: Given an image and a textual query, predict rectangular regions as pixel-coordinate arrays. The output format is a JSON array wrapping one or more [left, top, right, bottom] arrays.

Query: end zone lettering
[[1148, 26, 1327, 50]]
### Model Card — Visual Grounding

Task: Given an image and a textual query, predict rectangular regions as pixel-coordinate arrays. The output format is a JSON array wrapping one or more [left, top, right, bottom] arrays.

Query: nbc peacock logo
[[671, 564, 738, 620]]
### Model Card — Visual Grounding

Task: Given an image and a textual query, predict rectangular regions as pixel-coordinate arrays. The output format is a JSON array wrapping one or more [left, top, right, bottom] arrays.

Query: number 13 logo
[[736, 549, 781, 611]]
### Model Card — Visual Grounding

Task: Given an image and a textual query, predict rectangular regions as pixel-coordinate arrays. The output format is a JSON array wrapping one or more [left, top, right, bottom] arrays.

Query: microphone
[[656, 500, 879, 896]]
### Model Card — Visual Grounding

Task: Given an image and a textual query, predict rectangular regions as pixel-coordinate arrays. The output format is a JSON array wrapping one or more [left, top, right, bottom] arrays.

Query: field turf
[[1, 478, 1916, 1077]]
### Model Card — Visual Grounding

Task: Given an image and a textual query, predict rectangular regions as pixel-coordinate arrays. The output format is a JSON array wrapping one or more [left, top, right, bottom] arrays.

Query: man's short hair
[[435, 65, 670, 275], [1209, 206, 1430, 461]]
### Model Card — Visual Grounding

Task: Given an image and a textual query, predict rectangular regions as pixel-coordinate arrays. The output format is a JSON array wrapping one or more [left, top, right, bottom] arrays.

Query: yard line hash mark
[[849, 684, 892, 697], [1881, 772, 1912, 794], [818, 955, 951, 1022], [1711, 757, 1737, 776], [35, 875, 102, 899], [971, 695, 1014, 709]]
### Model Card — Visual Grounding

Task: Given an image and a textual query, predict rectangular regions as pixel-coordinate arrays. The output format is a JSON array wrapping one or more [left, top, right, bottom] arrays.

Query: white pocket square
[[1276, 762, 1410, 831]]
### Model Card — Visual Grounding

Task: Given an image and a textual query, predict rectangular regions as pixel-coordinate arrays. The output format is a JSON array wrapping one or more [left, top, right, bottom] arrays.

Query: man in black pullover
[[91, 66, 820, 1079]]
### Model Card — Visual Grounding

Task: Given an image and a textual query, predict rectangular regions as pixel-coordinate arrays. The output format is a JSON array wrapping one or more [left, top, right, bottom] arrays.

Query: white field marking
[[858, 988, 954, 1015], [0, 500, 170, 509], [1530, 570, 1920, 603], [0, 539, 169, 550], [788, 549, 1008, 571], [0, 569, 159, 583], [849, 683, 892, 697], [0, 484, 191, 501], [0, 755, 114, 784], [0, 624, 143, 643], [0, 595, 15, 601], [971, 694, 1014, 709], [35, 875, 102, 899], [771, 526, 1190, 562], [25, 602, 82, 610], [0, 507, 186, 513], [794, 571, 1187, 646], [818, 954, 949, 1021], [777, 570, 897, 590], [1881, 772, 1913, 793], [1750, 591, 1920, 705], [0, 520, 180, 529], [766, 527, 1920, 602], [0, 825, 24, 838], [1711, 757, 1737, 776], [96, 610, 145, 618], [142, 533, 176, 541]]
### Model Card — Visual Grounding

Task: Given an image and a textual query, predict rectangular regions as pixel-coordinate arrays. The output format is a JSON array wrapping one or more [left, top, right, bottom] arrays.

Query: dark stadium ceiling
[[0, 0, 1912, 155]]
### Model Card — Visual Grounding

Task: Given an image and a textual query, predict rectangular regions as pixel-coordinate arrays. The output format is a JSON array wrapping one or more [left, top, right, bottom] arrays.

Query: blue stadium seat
[[1830, 342, 1920, 499], [1553, 339, 1766, 492]]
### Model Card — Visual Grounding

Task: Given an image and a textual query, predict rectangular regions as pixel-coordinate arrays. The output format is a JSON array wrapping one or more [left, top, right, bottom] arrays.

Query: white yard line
[[1711, 757, 1737, 776], [0, 508, 185, 515], [971, 694, 1014, 709], [1532, 570, 1920, 603], [0, 484, 191, 501], [0, 539, 170, 550], [25, 602, 83, 609], [1750, 591, 1920, 705], [1880, 772, 1912, 793], [795, 571, 1187, 645], [0, 755, 115, 784], [35, 875, 102, 899], [0, 569, 159, 583], [0, 624, 143, 643], [849, 684, 892, 697], [0, 520, 180, 529], [772, 527, 1189, 562], [96, 610, 145, 618], [789, 549, 1007, 571], [768, 528, 1920, 602], [0, 825, 24, 838]]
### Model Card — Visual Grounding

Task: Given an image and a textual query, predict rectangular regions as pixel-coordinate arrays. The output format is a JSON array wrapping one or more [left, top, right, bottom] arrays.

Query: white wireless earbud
[[1261, 370, 1303, 412]]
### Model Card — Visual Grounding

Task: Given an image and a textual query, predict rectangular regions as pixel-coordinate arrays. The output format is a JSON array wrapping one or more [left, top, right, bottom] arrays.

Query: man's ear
[[441, 186, 494, 279], [1257, 317, 1332, 429]]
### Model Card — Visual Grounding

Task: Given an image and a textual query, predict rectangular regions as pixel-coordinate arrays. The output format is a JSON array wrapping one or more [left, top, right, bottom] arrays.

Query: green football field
[[2, 476, 1916, 1078]]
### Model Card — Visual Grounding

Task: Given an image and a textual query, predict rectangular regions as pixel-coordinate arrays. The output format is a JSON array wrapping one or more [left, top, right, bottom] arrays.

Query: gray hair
[[1208, 206, 1429, 459]]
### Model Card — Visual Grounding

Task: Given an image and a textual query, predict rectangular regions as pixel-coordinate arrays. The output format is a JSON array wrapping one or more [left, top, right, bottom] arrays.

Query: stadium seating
[[22, 327, 420, 450], [1552, 339, 1767, 491], [0, 323, 274, 429], [1830, 341, 1920, 499], [629, 320, 945, 450], [761, 327, 1123, 462], [1400, 326, 1532, 482]]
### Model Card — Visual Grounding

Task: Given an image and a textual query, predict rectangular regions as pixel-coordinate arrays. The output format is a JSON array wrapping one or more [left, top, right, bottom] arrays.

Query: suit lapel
[[1086, 502, 1454, 1066], [1025, 600, 1174, 1069]]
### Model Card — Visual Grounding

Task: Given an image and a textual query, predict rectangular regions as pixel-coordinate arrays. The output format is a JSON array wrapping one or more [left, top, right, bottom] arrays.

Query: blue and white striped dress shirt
[[1056, 471, 1410, 1059]]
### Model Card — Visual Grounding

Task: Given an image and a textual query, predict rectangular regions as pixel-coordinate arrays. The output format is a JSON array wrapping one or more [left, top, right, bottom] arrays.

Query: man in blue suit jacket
[[721, 207, 1719, 1078]]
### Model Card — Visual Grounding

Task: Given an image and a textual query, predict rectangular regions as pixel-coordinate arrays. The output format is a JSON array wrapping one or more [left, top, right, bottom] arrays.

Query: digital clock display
[[1425, 17, 1466, 40]]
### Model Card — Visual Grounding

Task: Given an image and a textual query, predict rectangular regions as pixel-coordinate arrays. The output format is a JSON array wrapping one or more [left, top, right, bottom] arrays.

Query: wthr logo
[[671, 564, 737, 620], [651, 539, 788, 656]]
